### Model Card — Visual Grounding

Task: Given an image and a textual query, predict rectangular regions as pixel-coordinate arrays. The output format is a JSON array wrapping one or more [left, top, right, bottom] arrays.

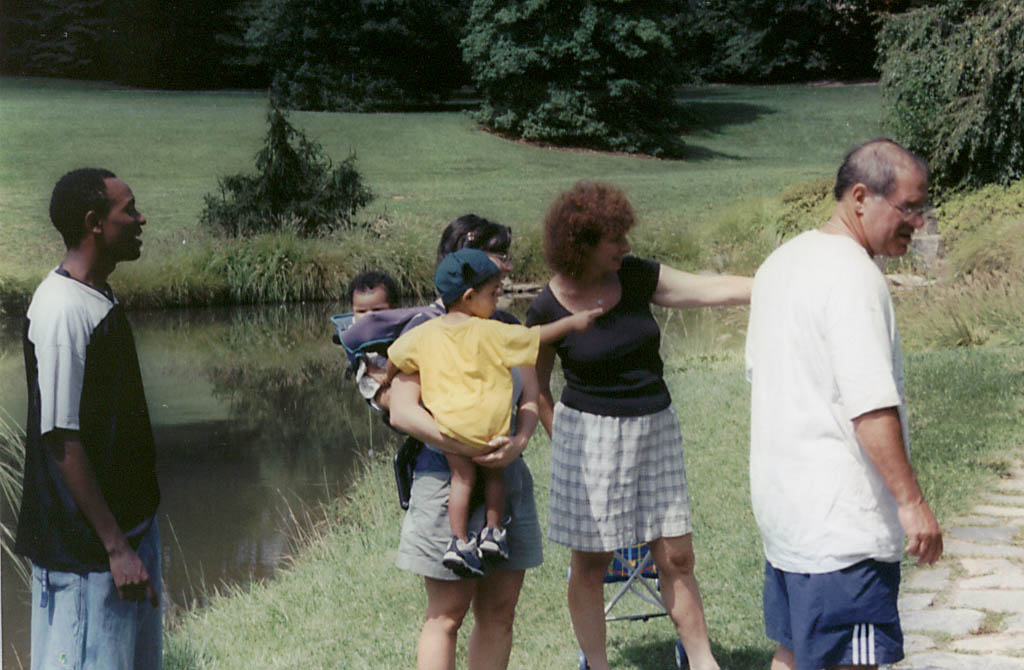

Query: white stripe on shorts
[[852, 623, 875, 665]]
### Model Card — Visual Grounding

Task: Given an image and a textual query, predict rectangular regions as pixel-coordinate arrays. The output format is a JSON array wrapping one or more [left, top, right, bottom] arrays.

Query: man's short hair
[[50, 168, 117, 248], [833, 139, 929, 201], [346, 270, 400, 306]]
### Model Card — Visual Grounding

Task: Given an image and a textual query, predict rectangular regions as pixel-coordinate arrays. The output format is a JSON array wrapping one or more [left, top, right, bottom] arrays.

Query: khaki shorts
[[395, 455, 543, 580]]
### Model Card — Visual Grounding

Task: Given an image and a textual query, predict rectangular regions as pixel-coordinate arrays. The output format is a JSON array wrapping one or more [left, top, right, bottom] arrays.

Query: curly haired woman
[[527, 181, 752, 670]]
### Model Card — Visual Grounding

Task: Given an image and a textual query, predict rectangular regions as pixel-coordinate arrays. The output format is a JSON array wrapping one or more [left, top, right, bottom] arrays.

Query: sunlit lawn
[[164, 342, 1024, 669], [0, 76, 881, 285]]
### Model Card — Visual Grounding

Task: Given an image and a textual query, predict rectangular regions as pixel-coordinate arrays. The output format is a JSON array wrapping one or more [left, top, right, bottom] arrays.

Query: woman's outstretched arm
[[652, 264, 752, 309]]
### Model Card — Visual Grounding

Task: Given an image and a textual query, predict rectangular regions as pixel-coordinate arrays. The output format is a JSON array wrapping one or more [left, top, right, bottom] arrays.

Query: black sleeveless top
[[527, 257, 671, 417]]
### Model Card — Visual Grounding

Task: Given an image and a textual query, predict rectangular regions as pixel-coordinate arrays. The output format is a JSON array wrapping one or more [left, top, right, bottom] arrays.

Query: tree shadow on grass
[[672, 141, 743, 162], [615, 637, 773, 669], [679, 100, 777, 135]]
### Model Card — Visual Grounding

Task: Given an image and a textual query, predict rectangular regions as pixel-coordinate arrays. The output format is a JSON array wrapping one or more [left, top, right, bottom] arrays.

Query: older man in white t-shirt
[[746, 139, 943, 670]]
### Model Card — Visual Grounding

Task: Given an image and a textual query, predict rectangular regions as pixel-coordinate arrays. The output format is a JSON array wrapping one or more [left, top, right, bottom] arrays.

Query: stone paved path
[[892, 459, 1024, 669]]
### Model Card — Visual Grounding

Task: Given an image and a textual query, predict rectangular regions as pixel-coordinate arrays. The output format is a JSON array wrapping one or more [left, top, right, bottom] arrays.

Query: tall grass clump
[[1, 409, 28, 583], [113, 220, 439, 310], [896, 268, 1024, 349]]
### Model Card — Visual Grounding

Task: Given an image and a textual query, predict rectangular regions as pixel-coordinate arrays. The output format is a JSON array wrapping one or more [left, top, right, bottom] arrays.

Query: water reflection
[[0, 300, 746, 667], [1, 303, 393, 668]]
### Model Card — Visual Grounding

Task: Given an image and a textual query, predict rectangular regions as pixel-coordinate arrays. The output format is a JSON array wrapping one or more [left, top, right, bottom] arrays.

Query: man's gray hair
[[833, 138, 928, 201]]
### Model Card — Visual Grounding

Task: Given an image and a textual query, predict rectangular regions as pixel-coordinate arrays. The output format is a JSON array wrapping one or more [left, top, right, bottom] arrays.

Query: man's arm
[[853, 407, 943, 565], [45, 430, 158, 606]]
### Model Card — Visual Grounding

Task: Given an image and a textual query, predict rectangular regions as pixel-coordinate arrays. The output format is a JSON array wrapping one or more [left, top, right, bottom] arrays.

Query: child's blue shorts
[[763, 558, 904, 670]]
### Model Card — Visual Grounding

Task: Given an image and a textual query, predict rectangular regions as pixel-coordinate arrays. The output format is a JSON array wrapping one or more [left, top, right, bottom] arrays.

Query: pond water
[[0, 302, 395, 668], [0, 299, 746, 668]]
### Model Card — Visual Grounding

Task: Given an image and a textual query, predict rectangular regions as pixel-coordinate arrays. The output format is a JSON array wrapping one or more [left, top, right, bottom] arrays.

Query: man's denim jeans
[[30, 520, 162, 669]]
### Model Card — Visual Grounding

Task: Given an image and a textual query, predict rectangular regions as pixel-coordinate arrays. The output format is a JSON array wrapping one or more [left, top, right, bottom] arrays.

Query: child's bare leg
[[445, 453, 476, 541], [482, 466, 506, 529]]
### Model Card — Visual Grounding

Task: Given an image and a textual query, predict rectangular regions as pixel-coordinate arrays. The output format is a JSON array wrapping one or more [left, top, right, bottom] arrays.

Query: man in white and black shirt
[[16, 168, 162, 669]]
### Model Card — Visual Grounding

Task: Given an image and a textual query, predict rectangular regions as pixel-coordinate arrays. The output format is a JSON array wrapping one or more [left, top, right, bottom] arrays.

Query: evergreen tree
[[201, 106, 374, 237], [462, 0, 687, 155]]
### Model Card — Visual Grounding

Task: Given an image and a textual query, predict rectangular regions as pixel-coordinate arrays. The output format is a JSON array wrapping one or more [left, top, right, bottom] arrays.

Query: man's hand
[[47, 431, 159, 608], [899, 498, 943, 566], [853, 408, 944, 566], [109, 544, 158, 608]]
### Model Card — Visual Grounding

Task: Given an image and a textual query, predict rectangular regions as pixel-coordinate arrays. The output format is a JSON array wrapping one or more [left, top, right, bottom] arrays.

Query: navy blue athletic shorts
[[763, 559, 904, 670]]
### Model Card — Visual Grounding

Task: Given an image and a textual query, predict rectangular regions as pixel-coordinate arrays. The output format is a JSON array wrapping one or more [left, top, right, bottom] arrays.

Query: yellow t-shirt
[[388, 317, 540, 448]]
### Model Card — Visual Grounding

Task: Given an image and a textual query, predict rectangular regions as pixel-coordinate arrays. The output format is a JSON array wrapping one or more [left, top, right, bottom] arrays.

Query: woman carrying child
[[386, 216, 547, 670], [388, 249, 599, 577], [527, 182, 752, 670]]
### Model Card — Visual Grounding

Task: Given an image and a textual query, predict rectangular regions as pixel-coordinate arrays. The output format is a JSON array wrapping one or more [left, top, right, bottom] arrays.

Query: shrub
[[933, 179, 1024, 250], [878, 0, 1024, 189], [200, 106, 373, 238], [461, 0, 688, 155]]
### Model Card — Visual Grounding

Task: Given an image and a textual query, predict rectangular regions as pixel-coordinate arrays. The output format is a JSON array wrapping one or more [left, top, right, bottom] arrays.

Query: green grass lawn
[[0, 77, 881, 299], [163, 344, 1024, 670]]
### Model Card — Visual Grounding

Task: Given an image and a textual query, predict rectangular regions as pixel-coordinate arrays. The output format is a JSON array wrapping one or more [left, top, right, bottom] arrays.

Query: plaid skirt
[[548, 402, 693, 552]]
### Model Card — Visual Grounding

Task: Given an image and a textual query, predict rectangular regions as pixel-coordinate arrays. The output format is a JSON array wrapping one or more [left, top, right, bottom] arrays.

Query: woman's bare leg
[[649, 534, 720, 670], [419, 577, 475, 670], [568, 549, 614, 670], [467, 568, 525, 670]]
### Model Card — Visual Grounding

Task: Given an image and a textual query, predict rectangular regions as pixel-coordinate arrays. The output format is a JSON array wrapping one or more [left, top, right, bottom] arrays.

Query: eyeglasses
[[488, 252, 512, 264], [880, 197, 933, 221]]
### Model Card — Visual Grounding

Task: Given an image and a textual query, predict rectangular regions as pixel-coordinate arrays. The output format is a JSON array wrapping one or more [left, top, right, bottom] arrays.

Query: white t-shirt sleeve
[[823, 269, 902, 422], [30, 304, 91, 435]]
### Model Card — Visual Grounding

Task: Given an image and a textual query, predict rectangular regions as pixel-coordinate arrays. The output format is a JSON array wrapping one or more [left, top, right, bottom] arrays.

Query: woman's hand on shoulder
[[653, 264, 753, 309], [474, 434, 527, 468]]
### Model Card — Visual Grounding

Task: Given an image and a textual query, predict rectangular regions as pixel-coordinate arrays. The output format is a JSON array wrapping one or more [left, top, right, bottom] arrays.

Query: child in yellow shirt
[[387, 248, 600, 576]]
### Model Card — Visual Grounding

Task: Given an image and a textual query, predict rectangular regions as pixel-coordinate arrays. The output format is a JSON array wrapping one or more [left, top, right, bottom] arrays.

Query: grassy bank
[[0, 77, 884, 313], [164, 344, 1024, 669]]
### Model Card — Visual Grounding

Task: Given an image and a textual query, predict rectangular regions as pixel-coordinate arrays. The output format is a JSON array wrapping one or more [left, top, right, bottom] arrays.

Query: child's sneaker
[[442, 534, 485, 578], [478, 526, 509, 561]]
